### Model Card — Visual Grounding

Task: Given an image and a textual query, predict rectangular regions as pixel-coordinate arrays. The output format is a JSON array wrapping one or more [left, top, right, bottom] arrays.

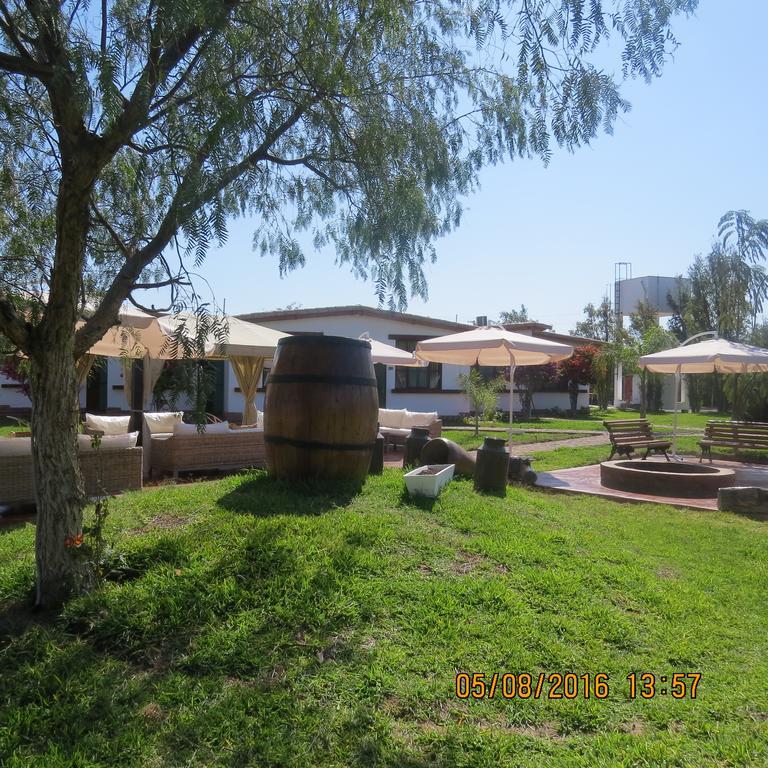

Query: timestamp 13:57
[[627, 672, 701, 699]]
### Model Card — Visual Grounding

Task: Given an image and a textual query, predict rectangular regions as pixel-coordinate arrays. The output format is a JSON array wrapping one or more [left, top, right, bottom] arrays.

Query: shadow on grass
[[0, 504, 35, 535], [0, 519, 406, 765], [397, 488, 438, 512], [218, 471, 361, 516]]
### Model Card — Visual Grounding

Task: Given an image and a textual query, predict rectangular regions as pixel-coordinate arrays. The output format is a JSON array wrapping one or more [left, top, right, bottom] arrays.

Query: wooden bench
[[603, 419, 672, 461], [699, 420, 768, 462]]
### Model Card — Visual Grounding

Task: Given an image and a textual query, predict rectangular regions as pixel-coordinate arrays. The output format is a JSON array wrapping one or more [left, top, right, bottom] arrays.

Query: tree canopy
[[1, 0, 698, 350], [670, 210, 768, 343]]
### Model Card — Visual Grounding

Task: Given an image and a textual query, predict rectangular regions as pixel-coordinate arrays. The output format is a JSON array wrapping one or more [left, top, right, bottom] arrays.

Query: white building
[[0, 305, 596, 420], [238, 306, 594, 419]]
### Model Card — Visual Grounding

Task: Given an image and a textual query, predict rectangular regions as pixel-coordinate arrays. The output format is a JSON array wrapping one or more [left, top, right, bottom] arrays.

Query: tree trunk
[[639, 371, 647, 418], [28, 342, 85, 607], [28, 170, 93, 607]]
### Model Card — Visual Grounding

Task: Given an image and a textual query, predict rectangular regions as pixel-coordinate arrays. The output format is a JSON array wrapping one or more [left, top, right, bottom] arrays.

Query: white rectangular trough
[[404, 464, 455, 498]]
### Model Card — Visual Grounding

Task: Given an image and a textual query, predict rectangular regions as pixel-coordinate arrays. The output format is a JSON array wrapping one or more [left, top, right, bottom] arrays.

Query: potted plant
[[404, 464, 455, 498]]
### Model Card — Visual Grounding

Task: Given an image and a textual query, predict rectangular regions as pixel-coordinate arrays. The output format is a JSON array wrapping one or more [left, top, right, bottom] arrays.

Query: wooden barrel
[[264, 335, 378, 484]]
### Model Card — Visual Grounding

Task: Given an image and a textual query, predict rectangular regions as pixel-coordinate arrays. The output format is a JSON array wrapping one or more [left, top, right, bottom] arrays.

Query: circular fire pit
[[600, 460, 735, 499]]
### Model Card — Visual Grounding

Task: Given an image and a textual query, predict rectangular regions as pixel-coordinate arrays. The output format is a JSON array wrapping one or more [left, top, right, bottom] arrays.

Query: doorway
[[374, 363, 387, 408], [85, 359, 108, 412]]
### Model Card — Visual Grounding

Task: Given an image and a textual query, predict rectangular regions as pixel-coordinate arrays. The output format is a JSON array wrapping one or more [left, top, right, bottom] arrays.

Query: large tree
[[0, 0, 698, 605], [571, 295, 615, 341]]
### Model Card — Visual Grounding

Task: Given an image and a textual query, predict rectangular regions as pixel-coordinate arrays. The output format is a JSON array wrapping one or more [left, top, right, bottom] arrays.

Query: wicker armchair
[[0, 447, 143, 505], [149, 430, 266, 478]]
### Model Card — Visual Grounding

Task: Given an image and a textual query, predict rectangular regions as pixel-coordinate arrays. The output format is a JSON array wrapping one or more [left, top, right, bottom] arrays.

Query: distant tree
[[515, 363, 558, 419], [572, 296, 615, 341], [729, 321, 768, 421], [558, 345, 597, 414], [558, 345, 596, 386], [669, 210, 768, 413], [591, 348, 615, 411], [458, 369, 506, 435], [499, 305, 531, 324], [0, 0, 701, 606], [670, 212, 768, 342], [1, 355, 30, 399], [626, 301, 676, 416]]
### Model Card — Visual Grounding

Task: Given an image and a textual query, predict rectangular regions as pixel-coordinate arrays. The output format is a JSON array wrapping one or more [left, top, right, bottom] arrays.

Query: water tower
[[612, 264, 688, 407]]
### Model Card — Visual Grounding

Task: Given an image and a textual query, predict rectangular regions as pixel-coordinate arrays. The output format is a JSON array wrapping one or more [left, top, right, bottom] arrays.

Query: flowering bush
[[1, 356, 30, 398]]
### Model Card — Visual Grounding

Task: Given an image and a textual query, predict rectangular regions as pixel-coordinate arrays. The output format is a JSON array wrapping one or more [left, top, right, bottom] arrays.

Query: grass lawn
[[2, 470, 767, 767], [442, 430, 571, 452], [0, 416, 26, 436]]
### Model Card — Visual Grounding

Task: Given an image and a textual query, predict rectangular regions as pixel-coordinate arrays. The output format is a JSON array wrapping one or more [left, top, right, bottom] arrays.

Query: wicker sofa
[[0, 437, 143, 505], [378, 408, 442, 448], [143, 413, 266, 478]]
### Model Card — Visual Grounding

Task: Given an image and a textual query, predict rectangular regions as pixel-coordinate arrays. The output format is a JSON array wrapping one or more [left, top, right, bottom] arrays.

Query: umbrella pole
[[673, 365, 681, 460], [509, 358, 516, 445]]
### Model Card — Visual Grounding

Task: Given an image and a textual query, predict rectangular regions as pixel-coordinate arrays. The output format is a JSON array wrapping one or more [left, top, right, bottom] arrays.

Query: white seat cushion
[[85, 413, 131, 435], [402, 410, 438, 428], [378, 408, 407, 428], [78, 431, 138, 451], [173, 421, 201, 435], [143, 411, 184, 434], [380, 427, 411, 438], [0, 437, 32, 456]]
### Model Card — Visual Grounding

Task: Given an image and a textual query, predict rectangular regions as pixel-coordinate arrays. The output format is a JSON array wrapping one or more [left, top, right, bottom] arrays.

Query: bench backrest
[[705, 420, 768, 444], [603, 419, 653, 443]]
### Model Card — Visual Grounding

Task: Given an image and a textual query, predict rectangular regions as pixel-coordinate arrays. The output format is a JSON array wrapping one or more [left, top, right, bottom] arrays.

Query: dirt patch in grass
[[133, 514, 189, 534], [450, 549, 490, 574], [139, 702, 166, 722], [656, 565, 680, 580], [620, 719, 647, 735], [396, 718, 566, 740]]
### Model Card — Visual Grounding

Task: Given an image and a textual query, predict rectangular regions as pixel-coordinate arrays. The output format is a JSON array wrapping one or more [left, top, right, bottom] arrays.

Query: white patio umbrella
[[87, 312, 288, 422], [415, 327, 573, 441], [152, 314, 289, 423], [359, 332, 427, 367], [639, 334, 768, 456]]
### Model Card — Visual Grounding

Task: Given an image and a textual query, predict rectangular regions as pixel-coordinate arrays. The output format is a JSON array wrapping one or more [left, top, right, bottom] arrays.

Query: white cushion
[[402, 410, 438, 429], [0, 437, 32, 456], [206, 420, 231, 434], [235, 427, 264, 434], [78, 431, 138, 451], [143, 411, 184, 434], [378, 408, 407, 428], [85, 413, 131, 435], [379, 427, 411, 438], [173, 421, 201, 435]]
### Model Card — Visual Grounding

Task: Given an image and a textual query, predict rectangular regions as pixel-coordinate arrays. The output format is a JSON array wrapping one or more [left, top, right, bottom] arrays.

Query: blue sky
[[194, 2, 767, 333]]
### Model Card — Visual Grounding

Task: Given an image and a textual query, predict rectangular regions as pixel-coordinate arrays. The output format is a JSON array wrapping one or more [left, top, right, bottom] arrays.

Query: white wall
[[622, 372, 688, 412]]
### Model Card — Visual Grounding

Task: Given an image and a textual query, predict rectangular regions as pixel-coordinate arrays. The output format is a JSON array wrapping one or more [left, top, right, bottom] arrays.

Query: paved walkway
[[537, 458, 768, 511], [511, 433, 609, 454]]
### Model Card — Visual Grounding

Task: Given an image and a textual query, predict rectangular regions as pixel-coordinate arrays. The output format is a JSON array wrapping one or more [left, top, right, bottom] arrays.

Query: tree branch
[[75, 99, 310, 356], [0, 50, 51, 78], [0, 297, 30, 351]]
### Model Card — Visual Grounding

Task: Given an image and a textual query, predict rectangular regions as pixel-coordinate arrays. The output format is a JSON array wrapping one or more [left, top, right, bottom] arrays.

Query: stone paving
[[536, 458, 768, 511]]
